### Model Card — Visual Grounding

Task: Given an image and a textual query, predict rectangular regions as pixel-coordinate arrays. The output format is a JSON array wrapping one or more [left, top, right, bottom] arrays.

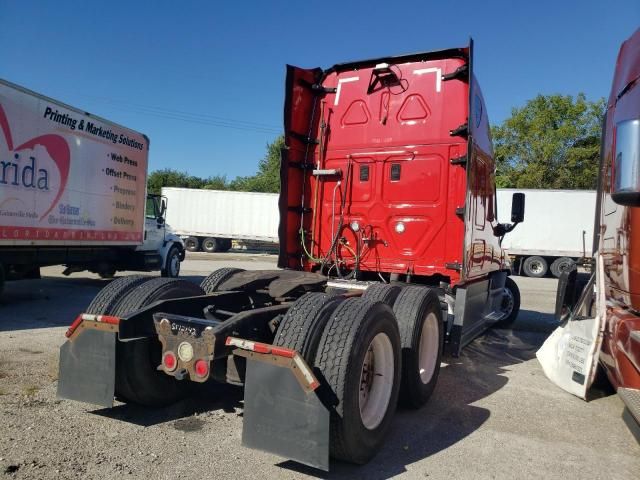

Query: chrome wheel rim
[[358, 332, 394, 430], [418, 312, 439, 384]]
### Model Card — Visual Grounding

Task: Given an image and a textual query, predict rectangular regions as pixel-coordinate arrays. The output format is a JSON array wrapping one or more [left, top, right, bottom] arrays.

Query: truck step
[[618, 387, 640, 424]]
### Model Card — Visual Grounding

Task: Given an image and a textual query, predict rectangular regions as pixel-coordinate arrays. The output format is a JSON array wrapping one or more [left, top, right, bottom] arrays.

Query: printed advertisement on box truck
[[0, 79, 148, 246]]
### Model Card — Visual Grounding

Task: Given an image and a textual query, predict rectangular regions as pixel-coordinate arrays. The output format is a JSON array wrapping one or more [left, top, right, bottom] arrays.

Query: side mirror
[[160, 198, 167, 217], [511, 192, 525, 223], [612, 119, 640, 206], [157, 216, 165, 227]]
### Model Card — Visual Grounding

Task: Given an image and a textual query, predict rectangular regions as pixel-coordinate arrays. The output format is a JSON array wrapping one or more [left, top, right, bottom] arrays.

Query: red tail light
[[194, 359, 209, 377], [163, 351, 177, 371]]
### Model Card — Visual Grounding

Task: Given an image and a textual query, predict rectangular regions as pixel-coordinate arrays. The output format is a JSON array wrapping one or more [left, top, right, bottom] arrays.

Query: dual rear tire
[[274, 285, 442, 464], [86, 276, 205, 407]]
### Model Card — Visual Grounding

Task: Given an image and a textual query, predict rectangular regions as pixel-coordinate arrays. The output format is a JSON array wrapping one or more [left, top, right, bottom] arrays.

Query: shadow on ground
[[0, 274, 205, 332], [273, 327, 549, 479], [92, 383, 243, 427]]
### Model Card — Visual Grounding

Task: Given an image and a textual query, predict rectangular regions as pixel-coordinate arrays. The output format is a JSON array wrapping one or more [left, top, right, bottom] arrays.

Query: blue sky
[[0, 1, 638, 179]]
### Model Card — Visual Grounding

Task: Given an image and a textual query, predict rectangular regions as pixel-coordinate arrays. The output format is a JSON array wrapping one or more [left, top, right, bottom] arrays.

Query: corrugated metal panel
[[162, 188, 279, 242], [497, 189, 596, 257]]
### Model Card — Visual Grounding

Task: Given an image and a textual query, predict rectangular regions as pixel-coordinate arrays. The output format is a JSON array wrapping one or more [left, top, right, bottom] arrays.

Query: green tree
[[230, 135, 284, 193], [146, 168, 209, 194], [146, 135, 283, 194], [492, 94, 605, 189]]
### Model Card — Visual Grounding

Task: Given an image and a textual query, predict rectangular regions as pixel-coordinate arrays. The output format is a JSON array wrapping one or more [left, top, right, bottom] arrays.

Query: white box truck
[[0, 79, 185, 295], [497, 189, 596, 277], [161, 187, 279, 252]]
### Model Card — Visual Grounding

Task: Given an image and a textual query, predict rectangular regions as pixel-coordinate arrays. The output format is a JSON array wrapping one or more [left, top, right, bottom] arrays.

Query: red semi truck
[[539, 28, 640, 435], [57, 41, 525, 469]]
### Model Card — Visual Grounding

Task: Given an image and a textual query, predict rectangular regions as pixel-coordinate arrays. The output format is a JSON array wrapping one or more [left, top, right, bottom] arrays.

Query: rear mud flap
[[242, 357, 330, 471], [57, 329, 116, 408]]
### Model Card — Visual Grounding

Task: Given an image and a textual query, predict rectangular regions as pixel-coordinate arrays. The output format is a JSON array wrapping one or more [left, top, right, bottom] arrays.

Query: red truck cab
[[598, 28, 640, 412]]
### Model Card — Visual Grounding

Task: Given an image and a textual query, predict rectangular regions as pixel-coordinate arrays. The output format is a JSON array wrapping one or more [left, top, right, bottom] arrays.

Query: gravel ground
[[0, 253, 638, 479]]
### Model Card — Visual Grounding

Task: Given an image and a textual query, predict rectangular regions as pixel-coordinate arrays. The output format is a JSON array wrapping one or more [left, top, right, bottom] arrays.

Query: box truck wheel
[[314, 298, 401, 464], [184, 236, 200, 252], [550, 257, 576, 278], [200, 267, 245, 293], [522, 256, 548, 277], [161, 245, 182, 278], [112, 278, 205, 407], [202, 237, 220, 253], [392, 286, 443, 409], [363, 283, 403, 307], [494, 276, 521, 328], [273, 292, 344, 361]]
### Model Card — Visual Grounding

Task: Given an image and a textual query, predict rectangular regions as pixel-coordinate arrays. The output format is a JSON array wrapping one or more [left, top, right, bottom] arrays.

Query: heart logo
[[0, 103, 70, 221]]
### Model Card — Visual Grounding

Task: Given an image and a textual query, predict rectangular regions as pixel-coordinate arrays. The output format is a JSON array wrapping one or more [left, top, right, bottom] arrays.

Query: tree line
[[148, 93, 605, 195]]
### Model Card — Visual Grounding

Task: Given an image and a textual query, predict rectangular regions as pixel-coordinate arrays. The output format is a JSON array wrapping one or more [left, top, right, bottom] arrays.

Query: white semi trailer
[[161, 187, 279, 252], [0, 79, 185, 295], [497, 189, 596, 277]]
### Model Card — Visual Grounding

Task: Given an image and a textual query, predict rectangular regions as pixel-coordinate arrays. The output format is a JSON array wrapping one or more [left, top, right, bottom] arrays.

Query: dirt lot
[[0, 253, 638, 479]]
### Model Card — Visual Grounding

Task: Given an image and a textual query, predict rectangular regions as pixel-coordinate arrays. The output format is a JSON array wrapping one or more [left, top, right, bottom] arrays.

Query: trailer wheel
[[363, 283, 403, 306], [273, 292, 344, 361], [393, 286, 443, 409], [161, 245, 182, 278], [200, 267, 245, 293], [202, 237, 220, 253], [314, 298, 401, 464], [112, 278, 206, 407], [494, 276, 521, 328], [550, 257, 576, 278], [184, 236, 200, 252], [522, 256, 548, 278], [218, 238, 232, 252]]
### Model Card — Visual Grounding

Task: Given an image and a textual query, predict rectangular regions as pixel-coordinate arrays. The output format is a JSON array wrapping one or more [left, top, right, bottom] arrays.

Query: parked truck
[[161, 187, 279, 252], [0, 79, 185, 295], [538, 28, 640, 435], [58, 41, 526, 469], [497, 189, 596, 277]]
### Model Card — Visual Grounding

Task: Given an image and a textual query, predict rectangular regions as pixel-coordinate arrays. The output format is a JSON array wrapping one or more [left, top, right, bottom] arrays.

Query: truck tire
[[393, 286, 443, 409], [522, 256, 548, 278], [218, 238, 232, 252], [161, 245, 182, 278], [200, 267, 245, 293], [273, 292, 344, 362], [314, 298, 401, 464], [184, 236, 200, 252], [363, 283, 403, 306], [202, 237, 220, 253], [493, 276, 521, 328], [85, 275, 152, 315], [112, 278, 205, 407], [85, 275, 154, 404], [550, 257, 576, 278]]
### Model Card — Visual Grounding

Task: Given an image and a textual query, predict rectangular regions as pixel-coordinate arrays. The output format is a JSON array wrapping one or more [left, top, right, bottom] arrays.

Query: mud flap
[[57, 329, 116, 408], [242, 357, 330, 471]]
